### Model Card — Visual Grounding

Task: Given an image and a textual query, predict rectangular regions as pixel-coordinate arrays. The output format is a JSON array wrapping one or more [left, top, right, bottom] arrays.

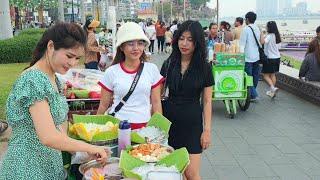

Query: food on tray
[[131, 164, 179, 180], [86, 168, 104, 180], [136, 126, 166, 143], [84, 162, 122, 180], [69, 121, 118, 141], [128, 143, 173, 162]]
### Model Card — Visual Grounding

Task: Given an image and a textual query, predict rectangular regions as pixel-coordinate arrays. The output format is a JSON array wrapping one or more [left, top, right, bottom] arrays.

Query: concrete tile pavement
[[150, 53, 320, 180]]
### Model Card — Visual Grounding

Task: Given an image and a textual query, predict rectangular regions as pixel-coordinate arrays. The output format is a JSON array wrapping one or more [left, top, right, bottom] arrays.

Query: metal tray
[[129, 144, 174, 163], [79, 157, 120, 175], [80, 157, 122, 180]]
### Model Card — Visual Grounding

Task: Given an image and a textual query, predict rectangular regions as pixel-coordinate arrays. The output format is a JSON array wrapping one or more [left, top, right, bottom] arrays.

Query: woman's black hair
[[165, 20, 207, 91], [266, 21, 281, 44], [28, 22, 87, 69]]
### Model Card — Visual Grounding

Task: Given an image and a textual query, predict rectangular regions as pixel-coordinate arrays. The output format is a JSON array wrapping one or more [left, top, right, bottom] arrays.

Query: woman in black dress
[[161, 20, 214, 180]]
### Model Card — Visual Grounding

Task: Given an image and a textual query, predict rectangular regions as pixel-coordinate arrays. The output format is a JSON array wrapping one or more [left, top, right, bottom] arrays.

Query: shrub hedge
[[18, 28, 46, 36], [0, 29, 45, 64]]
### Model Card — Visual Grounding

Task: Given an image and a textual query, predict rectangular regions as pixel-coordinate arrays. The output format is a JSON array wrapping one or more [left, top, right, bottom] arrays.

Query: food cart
[[212, 53, 253, 118]]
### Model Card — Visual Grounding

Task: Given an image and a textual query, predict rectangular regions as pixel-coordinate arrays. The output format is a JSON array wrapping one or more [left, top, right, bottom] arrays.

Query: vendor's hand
[[201, 130, 211, 150], [89, 146, 111, 162], [100, 47, 108, 54]]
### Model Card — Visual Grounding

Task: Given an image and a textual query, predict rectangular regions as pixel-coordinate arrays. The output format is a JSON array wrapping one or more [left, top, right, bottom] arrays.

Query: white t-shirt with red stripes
[[98, 62, 164, 123]]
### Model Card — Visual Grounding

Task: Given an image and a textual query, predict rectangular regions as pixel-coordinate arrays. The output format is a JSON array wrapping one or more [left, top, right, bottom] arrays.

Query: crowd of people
[[0, 10, 320, 180]]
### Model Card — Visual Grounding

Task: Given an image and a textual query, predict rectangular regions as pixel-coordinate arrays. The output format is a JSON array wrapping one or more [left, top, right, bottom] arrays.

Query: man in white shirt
[[240, 12, 261, 101], [170, 20, 178, 34]]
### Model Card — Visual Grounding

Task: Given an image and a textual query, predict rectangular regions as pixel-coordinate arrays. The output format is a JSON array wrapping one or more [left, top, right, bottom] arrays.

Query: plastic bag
[[71, 147, 113, 165], [57, 69, 104, 92], [99, 52, 113, 71]]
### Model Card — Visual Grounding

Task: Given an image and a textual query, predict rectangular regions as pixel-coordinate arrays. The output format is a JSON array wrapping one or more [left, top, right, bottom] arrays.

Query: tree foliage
[[189, 0, 210, 8], [9, 0, 58, 9], [172, 0, 210, 9]]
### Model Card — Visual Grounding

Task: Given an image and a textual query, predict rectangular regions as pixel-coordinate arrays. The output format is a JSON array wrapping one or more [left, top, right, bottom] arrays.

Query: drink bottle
[[118, 120, 131, 156]]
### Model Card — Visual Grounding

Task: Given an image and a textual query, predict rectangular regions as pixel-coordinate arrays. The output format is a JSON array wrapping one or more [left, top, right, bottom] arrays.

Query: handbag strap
[[248, 26, 262, 49], [110, 61, 144, 116]]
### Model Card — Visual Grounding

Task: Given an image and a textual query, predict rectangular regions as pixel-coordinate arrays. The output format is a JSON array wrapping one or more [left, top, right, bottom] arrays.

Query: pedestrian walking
[[260, 21, 281, 98], [240, 12, 261, 101], [145, 21, 156, 53], [156, 21, 166, 53]]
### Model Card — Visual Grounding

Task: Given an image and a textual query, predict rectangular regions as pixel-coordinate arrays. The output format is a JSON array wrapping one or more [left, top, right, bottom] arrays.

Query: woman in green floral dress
[[0, 23, 109, 180]]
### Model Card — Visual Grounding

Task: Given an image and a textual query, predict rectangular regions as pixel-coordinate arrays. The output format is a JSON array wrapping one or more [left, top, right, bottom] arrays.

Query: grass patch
[[280, 54, 302, 70], [0, 63, 28, 120]]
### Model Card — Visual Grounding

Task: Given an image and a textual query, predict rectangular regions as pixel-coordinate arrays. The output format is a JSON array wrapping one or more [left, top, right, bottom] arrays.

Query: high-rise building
[[256, 0, 278, 17], [283, 1, 308, 16], [278, 0, 291, 15]]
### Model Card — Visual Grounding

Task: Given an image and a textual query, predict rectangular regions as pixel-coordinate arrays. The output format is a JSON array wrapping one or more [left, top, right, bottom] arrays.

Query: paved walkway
[[150, 53, 320, 180], [1, 53, 319, 180]]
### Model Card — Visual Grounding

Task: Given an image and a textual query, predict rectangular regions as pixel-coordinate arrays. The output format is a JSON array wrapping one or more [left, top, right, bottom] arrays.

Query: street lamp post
[[216, 0, 219, 23], [161, 1, 164, 21], [170, 1, 172, 24], [71, 0, 74, 22], [183, 0, 186, 21]]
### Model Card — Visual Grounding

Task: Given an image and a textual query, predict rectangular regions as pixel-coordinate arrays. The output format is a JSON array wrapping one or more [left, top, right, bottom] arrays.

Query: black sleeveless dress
[[161, 61, 214, 154]]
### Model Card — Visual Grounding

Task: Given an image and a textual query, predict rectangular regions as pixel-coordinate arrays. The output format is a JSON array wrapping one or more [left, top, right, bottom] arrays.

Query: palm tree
[[0, 0, 13, 40]]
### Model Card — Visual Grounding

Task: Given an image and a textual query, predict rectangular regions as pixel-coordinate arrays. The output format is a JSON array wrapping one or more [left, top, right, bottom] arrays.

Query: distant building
[[256, 0, 278, 17], [278, 0, 291, 15], [283, 2, 308, 16], [295, 2, 308, 16]]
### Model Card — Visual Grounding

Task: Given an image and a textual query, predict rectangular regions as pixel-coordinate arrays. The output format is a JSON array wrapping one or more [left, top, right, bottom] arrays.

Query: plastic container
[[207, 40, 214, 61], [118, 120, 131, 156]]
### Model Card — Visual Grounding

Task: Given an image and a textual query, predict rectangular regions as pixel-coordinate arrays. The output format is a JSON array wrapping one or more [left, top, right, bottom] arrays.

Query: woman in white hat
[[83, 18, 106, 69], [97, 22, 164, 130]]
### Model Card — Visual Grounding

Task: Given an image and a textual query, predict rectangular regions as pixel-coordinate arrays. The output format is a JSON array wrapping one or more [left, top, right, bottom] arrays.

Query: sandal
[[0, 121, 8, 134]]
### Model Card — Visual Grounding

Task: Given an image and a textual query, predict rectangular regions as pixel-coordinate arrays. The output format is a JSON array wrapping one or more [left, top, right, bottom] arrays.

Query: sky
[[207, 0, 320, 17]]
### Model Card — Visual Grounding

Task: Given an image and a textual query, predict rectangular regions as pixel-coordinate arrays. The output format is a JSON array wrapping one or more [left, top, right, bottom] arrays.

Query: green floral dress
[[0, 69, 69, 180]]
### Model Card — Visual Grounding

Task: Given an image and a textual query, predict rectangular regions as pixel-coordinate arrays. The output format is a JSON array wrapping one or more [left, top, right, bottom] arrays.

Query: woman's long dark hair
[[166, 20, 207, 91], [28, 22, 87, 69], [306, 37, 320, 65], [267, 21, 281, 44]]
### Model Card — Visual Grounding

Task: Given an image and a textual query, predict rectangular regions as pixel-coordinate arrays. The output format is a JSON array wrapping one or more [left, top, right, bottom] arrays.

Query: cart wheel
[[238, 88, 251, 111]]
